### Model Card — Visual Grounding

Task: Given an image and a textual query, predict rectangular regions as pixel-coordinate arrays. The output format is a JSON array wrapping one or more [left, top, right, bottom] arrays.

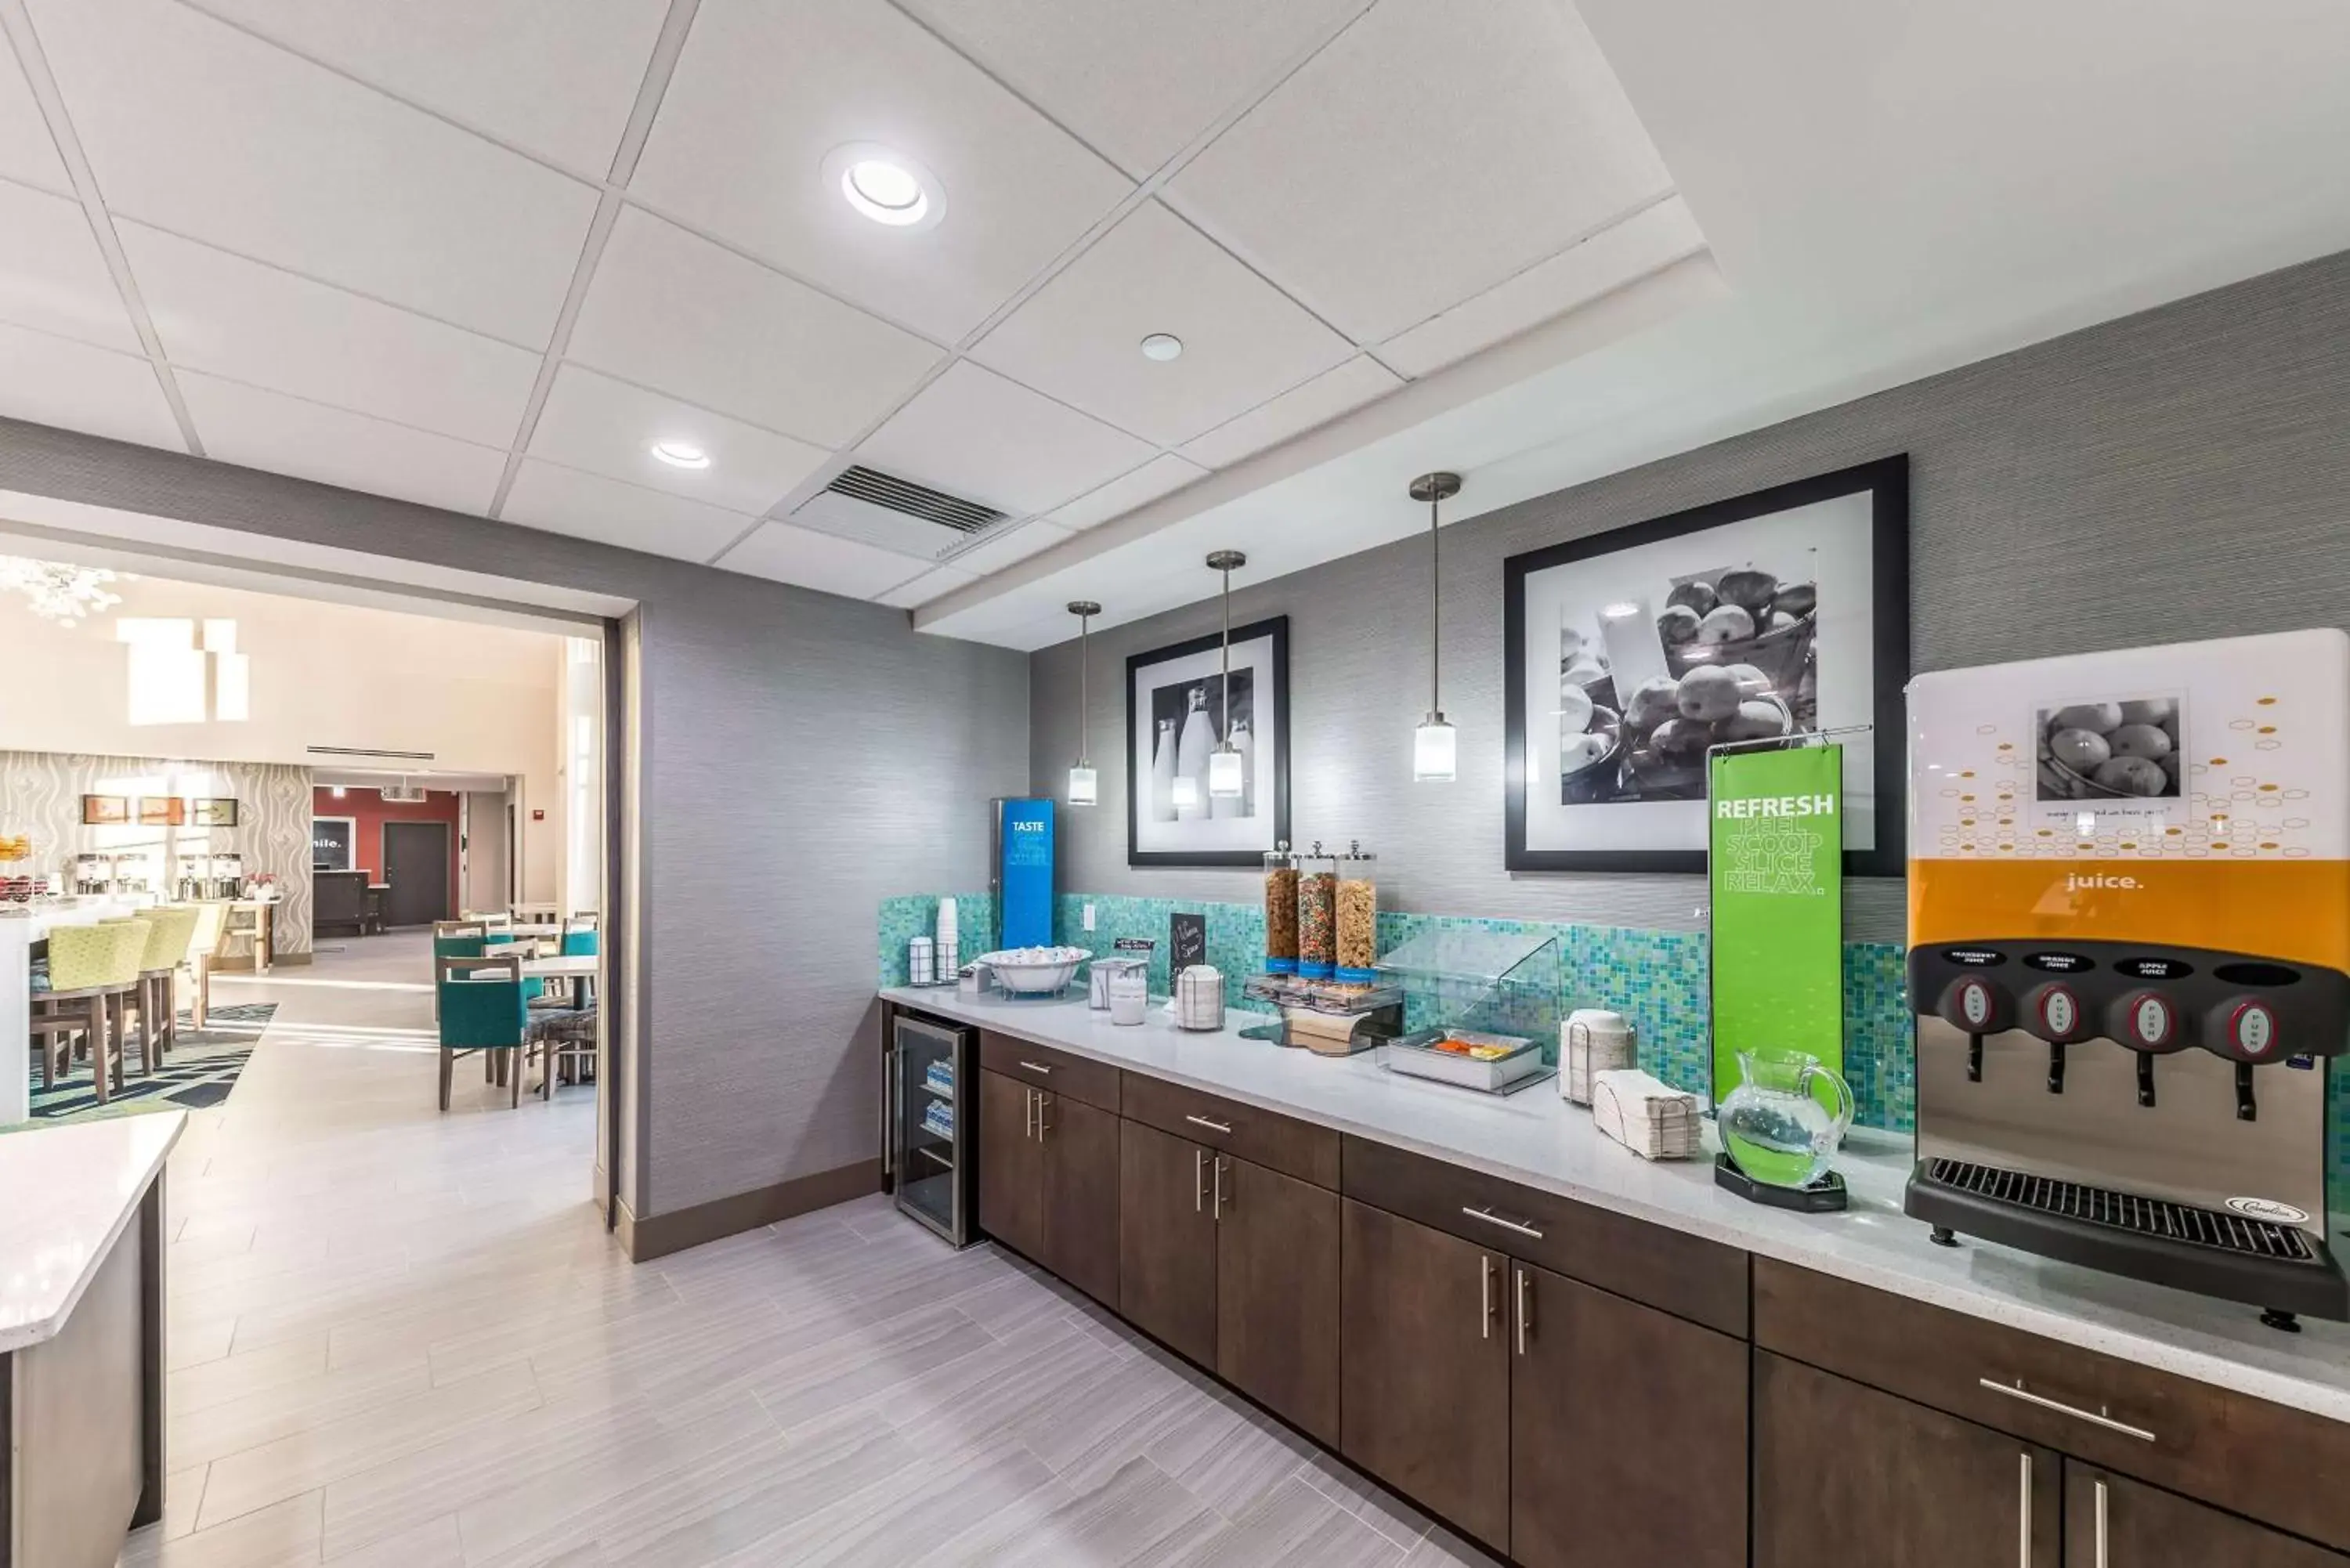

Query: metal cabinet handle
[[1977, 1379, 2157, 1443], [1195, 1148, 1206, 1213], [1184, 1114, 1234, 1134], [881, 1043, 895, 1176], [1514, 1267, 1531, 1357], [1018, 1060, 1053, 1075], [1461, 1205, 1545, 1241], [1213, 1154, 1229, 1220], [1480, 1254, 1495, 1339], [2093, 1477, 2109, 1568], [1037, 1092, 1053, 1138], [2018, 1452, 2032, 1567], [1022, 1086, 1035, 1140]]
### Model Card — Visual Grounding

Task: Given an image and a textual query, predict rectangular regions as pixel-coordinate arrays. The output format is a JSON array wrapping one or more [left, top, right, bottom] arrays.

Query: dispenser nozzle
[[2236, 1061, 2258, 1123], [2136, 1052, 2157, 1109], [2046, 1042, 2066, 1095]]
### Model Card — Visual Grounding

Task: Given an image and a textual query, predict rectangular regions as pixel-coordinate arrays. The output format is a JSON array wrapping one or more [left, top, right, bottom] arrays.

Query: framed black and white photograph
[[1504, 457, 1909, 874], [1127, 616, 1289, 867]]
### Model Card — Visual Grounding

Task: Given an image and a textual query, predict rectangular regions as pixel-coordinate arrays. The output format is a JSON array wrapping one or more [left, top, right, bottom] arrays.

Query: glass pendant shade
[[1413, 714, 1457, 782], [1067, 762, 1097, 807], [1207, 744, 1245, 798]]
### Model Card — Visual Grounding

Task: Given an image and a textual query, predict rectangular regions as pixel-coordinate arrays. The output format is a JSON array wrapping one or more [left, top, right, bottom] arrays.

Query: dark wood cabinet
[[1755, 1351, 2059, 1568], [1341, 1198, 1511, 1552], [1217, 1154, 1340, 1447], [1119, 1118, 1217, 1366], [2067, 1465, 2350, 1566], [976, 1068, 1043, 1263], [1509, 1260, 1746, 1568], [1038, 1091, 1120, 1306]]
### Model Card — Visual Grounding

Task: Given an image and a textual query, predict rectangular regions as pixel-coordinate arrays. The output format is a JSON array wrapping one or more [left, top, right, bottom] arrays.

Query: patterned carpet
[[23, 1002, 275, 1124]]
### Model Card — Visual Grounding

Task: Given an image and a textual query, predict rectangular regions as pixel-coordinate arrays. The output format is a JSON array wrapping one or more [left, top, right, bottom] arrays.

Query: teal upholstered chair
[[560, 914, 598, 957], [436, 951, 527, 1109]]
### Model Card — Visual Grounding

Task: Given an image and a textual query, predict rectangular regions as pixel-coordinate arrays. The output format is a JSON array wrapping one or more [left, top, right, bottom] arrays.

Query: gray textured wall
[[0, 417, 1029, 1216], [1030, 249, 2350, 941]]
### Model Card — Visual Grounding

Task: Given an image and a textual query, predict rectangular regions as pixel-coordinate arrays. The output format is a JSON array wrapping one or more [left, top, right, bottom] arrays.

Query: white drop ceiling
[[0, 2, 2343, 641]]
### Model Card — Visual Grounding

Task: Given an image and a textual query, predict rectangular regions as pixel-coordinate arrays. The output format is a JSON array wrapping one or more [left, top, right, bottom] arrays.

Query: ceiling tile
[[0, 181, 139, 352], [1178, 353, 1402, 468], [567, 206, 943, 449], [1376, 197, 1708, 377], [970, 201, 1354, 446], [177, 371, 505, 512], [525, 363, 831, 515], [0, 33, 68, 191], [0, 321, 181, 450], [855, 360, 1154, 516], [182, 0, 665, 175], [1164, 0, 1672, 343], [120, 222, 539, 446], [942, 518, 1070, 575], [27, 0, 598, 345], [1047, 453, 1207, 532], [892, 0, 1366, 179], [629, 0, 1133, 344], [501, 458, 754, 562], [876, 563, 978, 609], [715, 519, 928, 600]]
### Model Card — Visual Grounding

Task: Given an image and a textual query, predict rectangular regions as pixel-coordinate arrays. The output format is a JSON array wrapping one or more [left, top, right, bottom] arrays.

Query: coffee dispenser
[[1904, 630, 2349, 1328]]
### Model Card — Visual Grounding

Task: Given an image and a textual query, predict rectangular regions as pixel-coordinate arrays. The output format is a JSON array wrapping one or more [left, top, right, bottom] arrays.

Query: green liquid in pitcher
[[1723, 1131, 1817, 1187]]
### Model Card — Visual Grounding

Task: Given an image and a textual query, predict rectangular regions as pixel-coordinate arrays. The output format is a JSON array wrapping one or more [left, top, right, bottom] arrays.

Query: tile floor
[[122, 931, 1499, 1566]]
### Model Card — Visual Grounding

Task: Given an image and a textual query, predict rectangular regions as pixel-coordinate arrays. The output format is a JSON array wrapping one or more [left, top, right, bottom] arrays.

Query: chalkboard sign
[[1170, 912, 1206, 974]]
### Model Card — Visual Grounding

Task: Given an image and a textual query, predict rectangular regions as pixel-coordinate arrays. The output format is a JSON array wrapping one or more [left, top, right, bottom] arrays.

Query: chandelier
[[0, 557, 121, 625]]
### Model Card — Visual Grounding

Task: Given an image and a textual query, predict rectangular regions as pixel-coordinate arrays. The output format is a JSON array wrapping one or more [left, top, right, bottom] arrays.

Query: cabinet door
[[1755, 1352, 2059, 1568], [2068, 1466, 2350, 1566], [1039, 1092, 1120, 1306], [1509, 1262, 1745, 1568], [1119, 1119, 1217, 1366], [1341, 1198, 1510, 1552], [977, 1069, 1043, 1263], [1217, 1154, 1340, 1447]]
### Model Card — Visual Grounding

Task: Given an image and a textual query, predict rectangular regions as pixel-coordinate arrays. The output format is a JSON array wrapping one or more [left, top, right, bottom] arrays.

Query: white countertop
[[0, 1112, 183, 1352], [883, 985, 2350, 1425]]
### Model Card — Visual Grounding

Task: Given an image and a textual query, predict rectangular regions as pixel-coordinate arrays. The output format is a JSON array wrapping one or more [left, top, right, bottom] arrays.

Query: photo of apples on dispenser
[[2035, 693, 2182, 801], [1556, 563, 1820, 805]]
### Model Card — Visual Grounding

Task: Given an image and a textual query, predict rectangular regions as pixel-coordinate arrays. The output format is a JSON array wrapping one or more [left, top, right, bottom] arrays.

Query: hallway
[[127, 934, 1484, 1567]]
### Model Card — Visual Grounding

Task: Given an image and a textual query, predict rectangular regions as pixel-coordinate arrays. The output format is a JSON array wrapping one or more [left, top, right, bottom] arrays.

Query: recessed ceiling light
[[824, 143, 946, 231], [1140, 333, 1184, 363], [649, 440, 710, 470]]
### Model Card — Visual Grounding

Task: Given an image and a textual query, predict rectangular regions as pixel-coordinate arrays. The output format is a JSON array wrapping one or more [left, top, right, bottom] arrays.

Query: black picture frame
[[1503, 455, 1911, 876], [1126, 615, 1291, 868]]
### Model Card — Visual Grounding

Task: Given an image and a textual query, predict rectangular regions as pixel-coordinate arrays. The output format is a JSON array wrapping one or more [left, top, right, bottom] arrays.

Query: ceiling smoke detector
[[1140, 333, 1184, 362]]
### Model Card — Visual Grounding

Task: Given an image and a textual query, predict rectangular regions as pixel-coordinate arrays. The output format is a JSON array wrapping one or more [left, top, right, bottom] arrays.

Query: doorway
[[382, 821, 451, 927]]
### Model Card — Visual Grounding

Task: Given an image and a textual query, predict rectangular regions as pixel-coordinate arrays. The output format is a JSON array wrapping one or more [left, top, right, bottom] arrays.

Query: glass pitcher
[[1718, 1047, 1854, 1189]]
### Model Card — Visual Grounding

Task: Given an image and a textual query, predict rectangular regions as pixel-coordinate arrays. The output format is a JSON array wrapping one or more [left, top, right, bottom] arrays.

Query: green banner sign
[[1708, 744, 1844, 1107]]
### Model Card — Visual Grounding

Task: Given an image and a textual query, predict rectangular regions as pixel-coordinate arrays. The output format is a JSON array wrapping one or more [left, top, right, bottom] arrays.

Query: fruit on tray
[[1429, 1036, 1517, 1060]]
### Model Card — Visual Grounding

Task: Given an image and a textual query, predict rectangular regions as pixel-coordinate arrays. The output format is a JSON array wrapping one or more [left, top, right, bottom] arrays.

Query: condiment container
[[1174, 965, 1225, 1031], [1262, 842, 1299, 974], [1334, 841, 1378, 982], [1296, 842, 1338, 980], [1108, 964, 1148, 1025], [1090, 955, 1148, 1009], [1563, 1009, 1637, 1105]]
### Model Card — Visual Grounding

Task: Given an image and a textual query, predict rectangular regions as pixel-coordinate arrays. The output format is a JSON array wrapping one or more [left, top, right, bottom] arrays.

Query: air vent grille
[[1922, 1158, 2319, 1263], [308, 745, 435, 761], [823, 465, 1004, 535]]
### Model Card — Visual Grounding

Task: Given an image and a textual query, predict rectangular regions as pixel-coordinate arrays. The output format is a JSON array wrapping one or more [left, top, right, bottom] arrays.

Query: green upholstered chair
[[560, 914, 598, 957], [436, 951, 528, 1110], [32, 919, 151, 1101], [432, 920, 488, 1021], [121, 905, 201, 1059]]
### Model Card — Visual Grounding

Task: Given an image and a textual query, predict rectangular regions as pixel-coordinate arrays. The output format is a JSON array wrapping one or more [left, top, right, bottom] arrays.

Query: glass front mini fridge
[[890, 1014, 974, 1245]]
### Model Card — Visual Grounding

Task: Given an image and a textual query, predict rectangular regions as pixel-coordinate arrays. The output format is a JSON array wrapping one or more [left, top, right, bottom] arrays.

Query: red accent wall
[[312, 787, 461, 919]]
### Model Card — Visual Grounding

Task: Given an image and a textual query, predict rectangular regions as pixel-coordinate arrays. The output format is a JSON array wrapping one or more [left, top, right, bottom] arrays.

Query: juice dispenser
[[1903, 629, 2349, 1328]]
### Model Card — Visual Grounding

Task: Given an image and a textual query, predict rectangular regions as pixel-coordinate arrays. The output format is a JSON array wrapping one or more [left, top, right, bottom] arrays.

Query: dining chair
[[526, 1006, 598, 1100], [33, 920, 152, 1101], [184, 901, 230, 1031], [432, 919, 488, 1021], [120, 905, 201, 1060], [560, 914, 599, 956], [436, 951, 529, 1110]]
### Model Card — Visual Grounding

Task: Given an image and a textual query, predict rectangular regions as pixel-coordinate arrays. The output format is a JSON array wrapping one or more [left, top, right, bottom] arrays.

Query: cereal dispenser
[[1903, 629, 2350, 1328]]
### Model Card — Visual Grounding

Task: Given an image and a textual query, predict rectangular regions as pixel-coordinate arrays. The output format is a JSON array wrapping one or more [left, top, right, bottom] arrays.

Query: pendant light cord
[[1078, 610, 1090, 764], [1220, 562, 1232, 743], [1429, 490, 1441, 715]]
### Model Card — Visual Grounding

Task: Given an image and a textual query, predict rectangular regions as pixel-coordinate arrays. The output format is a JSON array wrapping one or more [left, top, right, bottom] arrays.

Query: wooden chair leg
[[439, 1047, 454, 1111], [510, 1050, 522, 1108], [92, 1002, 110, 1105]]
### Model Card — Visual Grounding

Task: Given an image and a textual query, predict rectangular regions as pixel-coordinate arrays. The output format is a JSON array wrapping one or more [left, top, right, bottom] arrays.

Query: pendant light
[[1410, 471, 1462, 782], [1206, 551, 1247, 798], [1066, 601, 1102, 806]]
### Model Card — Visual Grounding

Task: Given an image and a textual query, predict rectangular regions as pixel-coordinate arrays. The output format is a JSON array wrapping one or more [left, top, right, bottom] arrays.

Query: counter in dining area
[[0, 1111, 180, 1567]]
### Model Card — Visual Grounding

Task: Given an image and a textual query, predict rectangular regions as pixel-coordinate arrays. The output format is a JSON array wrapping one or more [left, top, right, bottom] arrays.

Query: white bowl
[[977, 945, 1090, 996]]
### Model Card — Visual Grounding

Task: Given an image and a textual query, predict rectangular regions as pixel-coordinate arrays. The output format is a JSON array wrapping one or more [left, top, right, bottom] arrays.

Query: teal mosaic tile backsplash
[[880, 891, 2341, 1216]]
